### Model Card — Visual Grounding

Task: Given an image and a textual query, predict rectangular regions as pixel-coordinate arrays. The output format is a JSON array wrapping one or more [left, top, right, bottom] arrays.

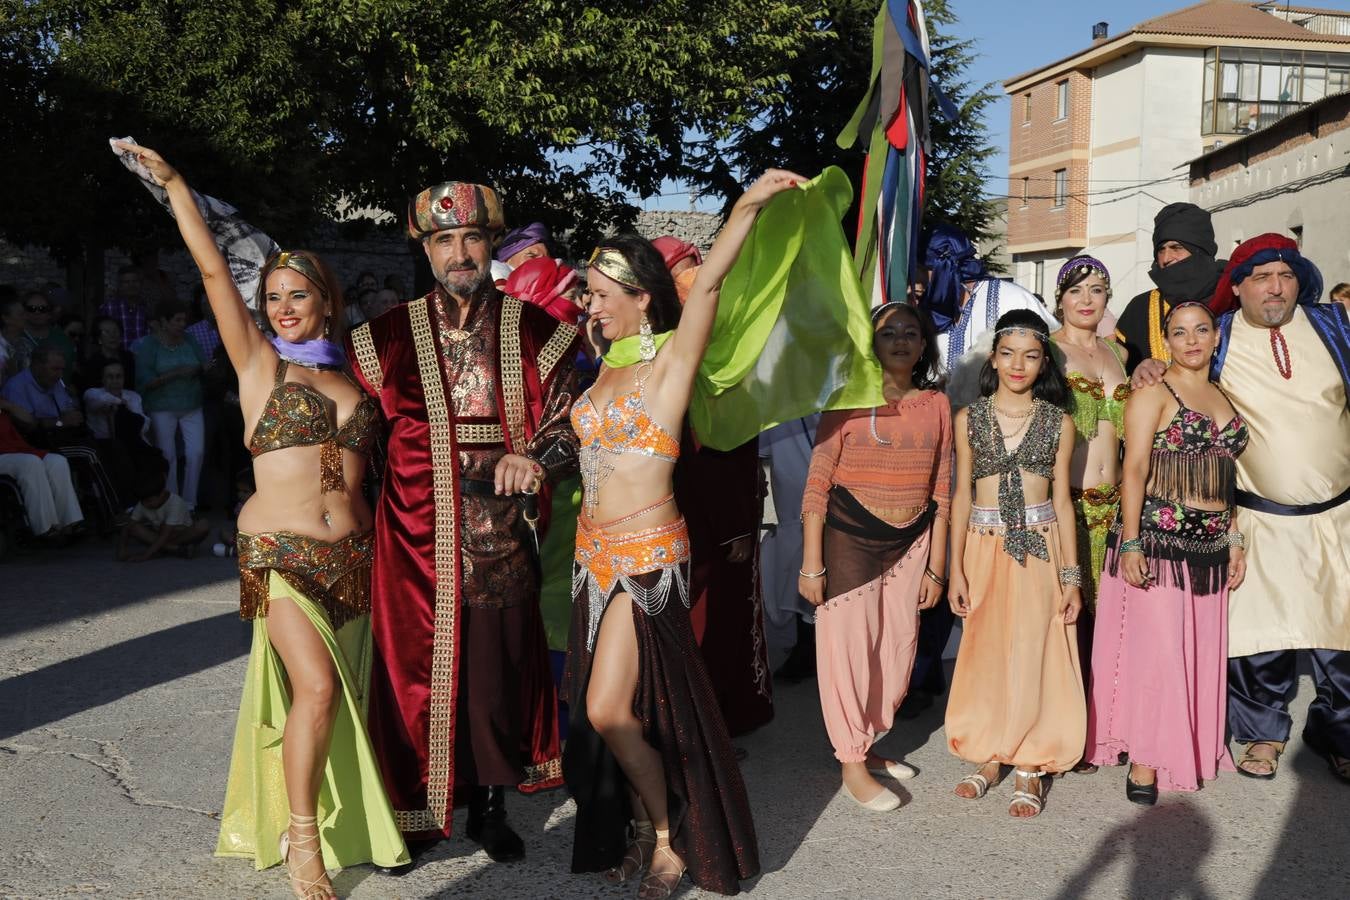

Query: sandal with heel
[[279, 813, 338, 900], [638, 828, 686, 900], [605, 819, 656, 884]]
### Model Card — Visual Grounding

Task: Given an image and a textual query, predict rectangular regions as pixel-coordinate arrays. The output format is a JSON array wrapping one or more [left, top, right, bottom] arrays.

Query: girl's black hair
[[977, 309, 1071, 410], [591, 233, 682, 332], [873, 302, 945, 390]]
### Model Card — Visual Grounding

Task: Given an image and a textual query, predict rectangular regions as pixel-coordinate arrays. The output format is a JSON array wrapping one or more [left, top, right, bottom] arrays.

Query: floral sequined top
[[967, 395, 1064, 564], [1149, 380, 1248, 508]]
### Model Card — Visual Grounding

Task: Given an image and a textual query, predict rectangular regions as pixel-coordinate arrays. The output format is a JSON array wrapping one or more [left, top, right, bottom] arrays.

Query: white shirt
[[938, 278, 1056, 410], [83, 388, 149, 441]]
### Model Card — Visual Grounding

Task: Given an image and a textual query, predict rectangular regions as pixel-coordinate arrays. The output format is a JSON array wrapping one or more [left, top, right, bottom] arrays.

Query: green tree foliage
[[682, 0, 1003, 265], [1, 0, 828, 261]]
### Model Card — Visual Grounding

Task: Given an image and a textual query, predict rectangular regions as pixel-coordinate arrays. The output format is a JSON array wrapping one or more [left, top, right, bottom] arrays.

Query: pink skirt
[[1086, 564, 1235, 792]]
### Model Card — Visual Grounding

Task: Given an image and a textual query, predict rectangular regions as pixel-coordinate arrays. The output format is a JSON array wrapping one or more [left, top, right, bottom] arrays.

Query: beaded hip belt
[[970, 500, 1055, 528]]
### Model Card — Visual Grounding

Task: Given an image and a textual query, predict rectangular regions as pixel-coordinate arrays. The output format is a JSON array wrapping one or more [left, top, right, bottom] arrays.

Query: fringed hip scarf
[[1070, 483, 1121, 608], [237, 529, 374, 630], [822, 486, 935, 602], [1106, 499, 1231, 597], [573, 500, 691, 652]]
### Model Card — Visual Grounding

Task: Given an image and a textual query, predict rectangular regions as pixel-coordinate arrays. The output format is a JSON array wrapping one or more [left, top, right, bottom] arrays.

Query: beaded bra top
[[1148, 380, 1248, 507], [249, 359, 380, 492], [968, 396, 1063, 564], [571, 362, 681, 518], [1056, 339, 1130, 440]]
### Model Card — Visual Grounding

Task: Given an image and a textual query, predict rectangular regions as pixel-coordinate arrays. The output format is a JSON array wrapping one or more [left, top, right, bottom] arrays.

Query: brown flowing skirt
[[563, 560, 760, 895]]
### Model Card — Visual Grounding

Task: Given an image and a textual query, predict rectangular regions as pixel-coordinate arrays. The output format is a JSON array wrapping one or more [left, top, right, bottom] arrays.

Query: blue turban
[[922, 224, 986, 333], [1210, 233, 1323, 315]]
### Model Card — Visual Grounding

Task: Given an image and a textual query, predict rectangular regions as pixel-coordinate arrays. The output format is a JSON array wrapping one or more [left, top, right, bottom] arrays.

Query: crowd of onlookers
[[0, 257, 408, 560]]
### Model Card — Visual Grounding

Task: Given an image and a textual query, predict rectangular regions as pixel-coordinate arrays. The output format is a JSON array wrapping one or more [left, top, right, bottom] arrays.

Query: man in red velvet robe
[[347, 181, 580, 864]]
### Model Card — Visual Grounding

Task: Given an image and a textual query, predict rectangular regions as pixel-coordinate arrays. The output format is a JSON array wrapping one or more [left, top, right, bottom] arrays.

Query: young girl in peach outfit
[[946, 309, 1085, 818]]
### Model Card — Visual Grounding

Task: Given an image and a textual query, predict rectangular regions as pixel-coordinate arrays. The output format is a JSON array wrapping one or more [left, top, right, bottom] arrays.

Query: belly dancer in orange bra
[[115, 142, 407, 900], [563, 170, 801, 899]]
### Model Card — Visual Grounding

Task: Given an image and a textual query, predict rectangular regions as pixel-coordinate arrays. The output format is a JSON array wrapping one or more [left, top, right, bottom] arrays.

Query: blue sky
[[956, 0, 1184, 193]]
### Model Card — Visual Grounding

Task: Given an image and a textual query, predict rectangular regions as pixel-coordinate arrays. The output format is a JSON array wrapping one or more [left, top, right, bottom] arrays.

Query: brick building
[[1003, 1, 1350, 307]]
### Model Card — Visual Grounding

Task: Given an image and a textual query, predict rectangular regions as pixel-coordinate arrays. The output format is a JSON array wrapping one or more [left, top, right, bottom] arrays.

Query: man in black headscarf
[[1114, 203, 1226, 373]]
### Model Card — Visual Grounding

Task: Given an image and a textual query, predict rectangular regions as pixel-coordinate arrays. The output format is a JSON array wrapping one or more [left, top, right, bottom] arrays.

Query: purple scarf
[[270, 336, 346, 370]]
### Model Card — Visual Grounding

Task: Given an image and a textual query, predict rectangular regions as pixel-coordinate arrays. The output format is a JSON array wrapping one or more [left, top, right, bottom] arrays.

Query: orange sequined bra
[[249, 359, 380, 492], [570, 362, 681, 518]]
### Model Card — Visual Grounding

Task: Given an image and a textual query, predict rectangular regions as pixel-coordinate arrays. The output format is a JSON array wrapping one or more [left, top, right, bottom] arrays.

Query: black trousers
[[1228, 649, 1350, 756]]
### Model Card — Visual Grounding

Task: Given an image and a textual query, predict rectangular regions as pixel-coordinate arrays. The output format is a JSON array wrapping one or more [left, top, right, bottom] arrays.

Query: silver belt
[[969, 500, 1055, 527]]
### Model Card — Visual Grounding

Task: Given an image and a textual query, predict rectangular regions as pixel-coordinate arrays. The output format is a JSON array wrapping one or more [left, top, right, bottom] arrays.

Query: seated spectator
[[1, 344, 129, 527], [82, 316, 137, 393], [84, 360, 162, 467], [0, 294, 24, 378], [118, 470, 209, 561], [0, 399, 83, 540], [18, 291, 77, 370]]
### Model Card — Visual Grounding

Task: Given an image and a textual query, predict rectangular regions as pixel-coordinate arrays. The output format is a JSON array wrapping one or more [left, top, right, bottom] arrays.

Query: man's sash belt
[[1235, 484, 1350, 517]]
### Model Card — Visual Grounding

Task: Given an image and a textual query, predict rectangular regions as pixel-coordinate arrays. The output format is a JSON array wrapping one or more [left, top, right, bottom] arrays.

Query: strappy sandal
[[279, 813, 338, 900], [1235, 740, 1284, 780], [955, 762, 1005, 799], [1009, 770, 1045, 818], [604, 819, 656, 884], [638, 828, 686, 900]]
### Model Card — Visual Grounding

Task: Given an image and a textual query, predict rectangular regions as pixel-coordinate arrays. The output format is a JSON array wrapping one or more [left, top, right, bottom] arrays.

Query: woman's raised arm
[[112, 141, 268, 375], [663, 168, 805, 382]]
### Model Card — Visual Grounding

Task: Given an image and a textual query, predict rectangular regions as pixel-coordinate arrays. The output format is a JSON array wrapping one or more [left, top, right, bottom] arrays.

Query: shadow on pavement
[[0, 541, 239, 640], [1051, 800, 1217, 899], [0, 610, 248, 739], [1251, 737, 1350, 896]]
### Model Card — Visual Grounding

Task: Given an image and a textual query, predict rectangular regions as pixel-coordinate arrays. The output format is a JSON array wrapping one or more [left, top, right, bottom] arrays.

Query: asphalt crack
[[13, 729, 219, 820]]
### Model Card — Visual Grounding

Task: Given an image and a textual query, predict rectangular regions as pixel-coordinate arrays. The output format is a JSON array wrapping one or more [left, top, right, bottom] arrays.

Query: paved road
[[2, 537, 1346, 899]]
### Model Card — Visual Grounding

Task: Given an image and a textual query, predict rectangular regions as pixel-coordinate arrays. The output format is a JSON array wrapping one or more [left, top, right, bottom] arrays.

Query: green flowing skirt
[[540, 475, 582, 652], [215, 571, 409, 871]]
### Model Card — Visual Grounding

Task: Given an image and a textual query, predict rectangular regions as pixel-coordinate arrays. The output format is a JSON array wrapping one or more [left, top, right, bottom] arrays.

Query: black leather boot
[[465, 786, 525, 862]]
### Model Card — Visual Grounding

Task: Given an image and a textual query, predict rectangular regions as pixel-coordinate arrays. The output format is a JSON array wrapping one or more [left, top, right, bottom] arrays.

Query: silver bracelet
[[799, 566, 827, 579], [1227, 531, 1245, 550], [1058, 565, 1083, 587]]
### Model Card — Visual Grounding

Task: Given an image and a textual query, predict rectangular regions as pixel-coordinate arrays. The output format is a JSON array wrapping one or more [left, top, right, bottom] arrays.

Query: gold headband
[[265, 251, 329, 299], [588, 246, 643, 291]]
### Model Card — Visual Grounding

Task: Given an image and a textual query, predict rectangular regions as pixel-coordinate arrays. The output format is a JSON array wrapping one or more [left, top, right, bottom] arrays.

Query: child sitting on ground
[[118, 471, 210, 561]]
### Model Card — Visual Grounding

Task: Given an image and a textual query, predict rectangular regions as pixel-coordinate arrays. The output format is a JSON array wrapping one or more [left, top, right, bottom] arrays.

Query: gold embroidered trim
[[350, 321, 383, 393], [455, 422, 505, 445], [537, 319, 578, 385], [1147, 291, 1173, 365], [523, 756, 563, 786], [394, 296, 458, 834], [499, 295, 527, 453]]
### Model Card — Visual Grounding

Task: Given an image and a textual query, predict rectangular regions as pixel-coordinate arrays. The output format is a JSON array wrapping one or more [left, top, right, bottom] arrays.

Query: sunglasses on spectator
[[25, 304, 51, 313]]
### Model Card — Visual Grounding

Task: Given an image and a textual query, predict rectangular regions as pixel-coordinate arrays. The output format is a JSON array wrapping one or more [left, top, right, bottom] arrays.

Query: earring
[[324, 315, 331, 338], [639, 313, 656, 362]]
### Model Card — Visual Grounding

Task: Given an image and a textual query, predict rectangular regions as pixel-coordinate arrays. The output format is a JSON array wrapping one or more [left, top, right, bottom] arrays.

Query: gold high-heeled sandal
[[605, 819, 656, 883], [279, 813, 338, 900], [637, 828, 686, 900]]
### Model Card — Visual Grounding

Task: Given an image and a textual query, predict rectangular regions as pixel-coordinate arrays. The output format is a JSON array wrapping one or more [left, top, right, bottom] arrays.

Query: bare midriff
[[971, 472, 1052, 510], [1069, 424, 1121, 490], [236, 446, 373, 541], [860, 501, 929, 527], [582, 456, 680, 533]]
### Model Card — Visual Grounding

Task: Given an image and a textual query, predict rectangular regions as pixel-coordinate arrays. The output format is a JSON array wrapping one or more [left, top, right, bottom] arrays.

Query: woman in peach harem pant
[[800, 303, 951, 812]]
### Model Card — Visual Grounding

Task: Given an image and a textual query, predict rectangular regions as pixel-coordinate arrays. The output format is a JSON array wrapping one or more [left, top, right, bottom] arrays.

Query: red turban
[[650, 235, 703, 272], [503, 257, 582, 325], [1210, 232, 1323, 316]]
